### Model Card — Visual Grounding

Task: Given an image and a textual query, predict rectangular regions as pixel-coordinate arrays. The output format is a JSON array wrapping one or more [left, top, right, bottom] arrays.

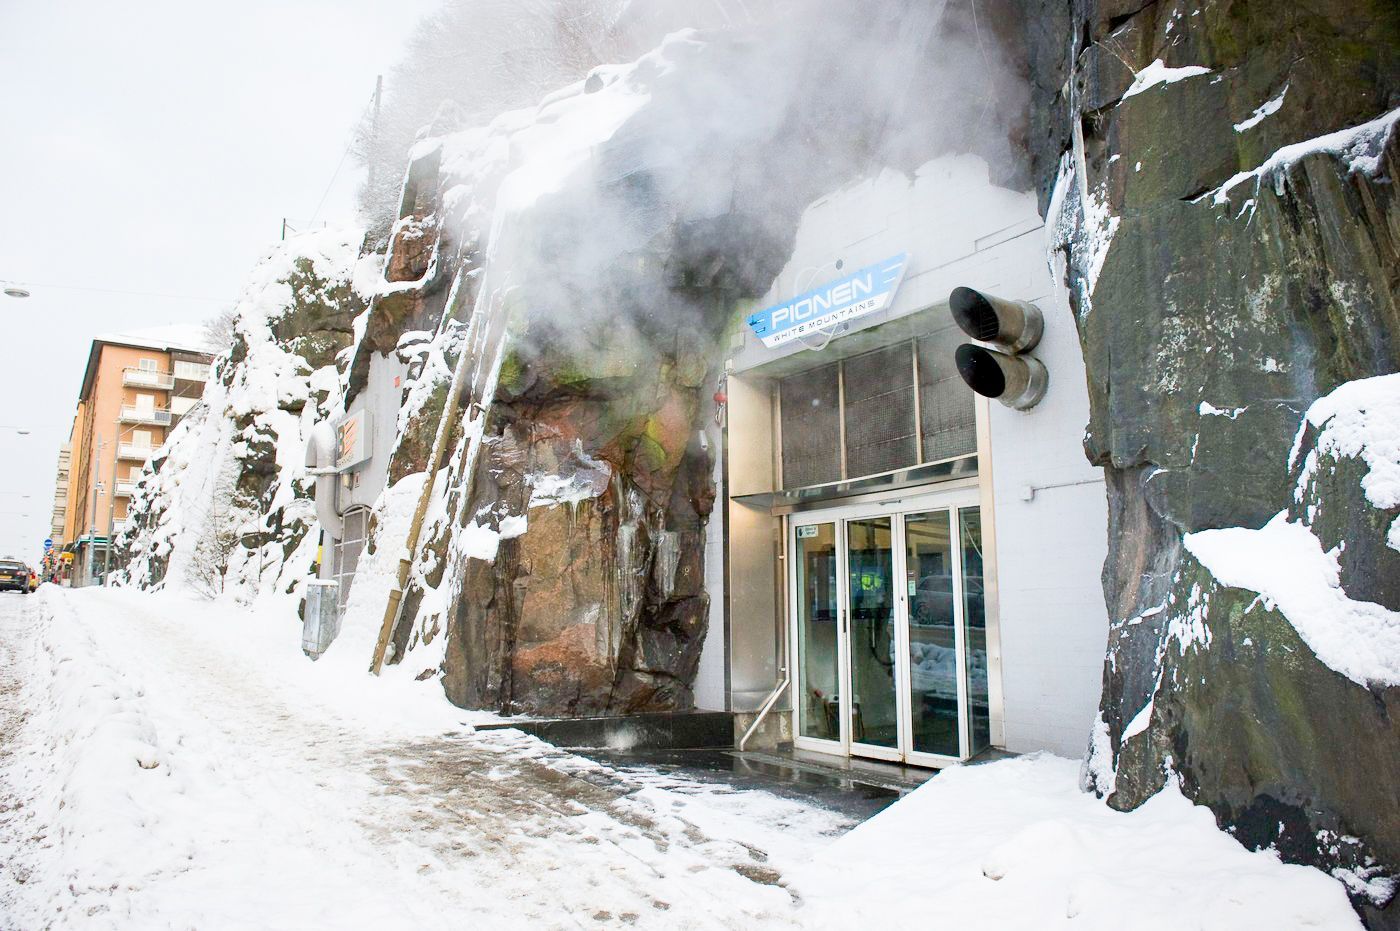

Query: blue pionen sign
[[746, 253, 910, 349]]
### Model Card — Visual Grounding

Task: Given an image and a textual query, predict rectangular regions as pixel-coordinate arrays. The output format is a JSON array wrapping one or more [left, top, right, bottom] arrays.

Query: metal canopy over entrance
[[788, 485, 992, 767]]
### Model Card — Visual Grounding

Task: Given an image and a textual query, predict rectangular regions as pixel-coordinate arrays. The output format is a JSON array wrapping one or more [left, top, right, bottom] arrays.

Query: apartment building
[[58, 326, 214, 585]]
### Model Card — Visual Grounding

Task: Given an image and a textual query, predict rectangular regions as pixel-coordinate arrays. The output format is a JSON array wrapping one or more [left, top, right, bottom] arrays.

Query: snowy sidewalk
[[0, 588, 847, 930], [0, 588, 1362, 930]]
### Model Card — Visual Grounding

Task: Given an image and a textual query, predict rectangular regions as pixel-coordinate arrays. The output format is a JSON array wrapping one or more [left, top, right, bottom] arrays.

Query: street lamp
[[0, 425, 31, 435]]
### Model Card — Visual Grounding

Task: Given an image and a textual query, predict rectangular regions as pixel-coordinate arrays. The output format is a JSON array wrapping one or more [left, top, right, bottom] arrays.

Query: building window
[[174, 361, 211, 381], [138, 358, 159, 371], [171, 395, 197, 416], [779, 332, 975, 490]]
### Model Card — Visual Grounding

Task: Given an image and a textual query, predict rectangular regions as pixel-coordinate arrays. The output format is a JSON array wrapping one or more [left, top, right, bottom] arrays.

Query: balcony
[[117, 443, 156, 462], [119, 405, 171, 426], [122, 367, 175, 390], [114, 480, 138, 498]]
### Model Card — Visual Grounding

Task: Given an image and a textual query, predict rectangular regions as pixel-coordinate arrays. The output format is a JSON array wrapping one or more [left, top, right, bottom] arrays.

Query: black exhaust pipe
[[950, 287, 1044, 354], [955, 344, 1047, 411]]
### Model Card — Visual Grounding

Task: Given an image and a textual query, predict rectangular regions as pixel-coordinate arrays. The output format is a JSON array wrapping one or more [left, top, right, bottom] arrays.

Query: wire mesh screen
[[334, 507, 369, 610], [780, 362, 842, 489], [843, 343, 917, 479], [917, 329, 977, 461]]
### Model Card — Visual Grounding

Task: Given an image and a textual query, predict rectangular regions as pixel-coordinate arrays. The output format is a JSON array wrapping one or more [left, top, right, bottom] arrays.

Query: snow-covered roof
[[94, 323, 217, 355]]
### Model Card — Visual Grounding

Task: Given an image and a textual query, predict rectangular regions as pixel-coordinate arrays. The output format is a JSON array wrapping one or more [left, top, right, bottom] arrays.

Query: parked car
[[0, 559, 31, 594]]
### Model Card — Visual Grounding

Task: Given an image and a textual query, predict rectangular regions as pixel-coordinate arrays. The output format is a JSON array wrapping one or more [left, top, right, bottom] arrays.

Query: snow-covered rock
[[117, 227, 380, 607], [1027, 0, 1400, 914]]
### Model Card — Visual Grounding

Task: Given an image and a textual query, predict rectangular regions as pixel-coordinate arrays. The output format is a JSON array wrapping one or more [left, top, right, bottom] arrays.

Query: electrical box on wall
[[334, 409, 372, 471]]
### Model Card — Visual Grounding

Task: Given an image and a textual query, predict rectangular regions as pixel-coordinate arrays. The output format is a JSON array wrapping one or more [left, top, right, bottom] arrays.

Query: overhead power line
[[5, 282, 234, 303]]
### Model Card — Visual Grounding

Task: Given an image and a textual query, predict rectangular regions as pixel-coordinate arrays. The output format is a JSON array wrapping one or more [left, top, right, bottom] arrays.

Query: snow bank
[[1, 590, 1362, 929], [1234, 85, 1287, 133], [793, 755, 1359, 930], [331, 471, 426, 669]]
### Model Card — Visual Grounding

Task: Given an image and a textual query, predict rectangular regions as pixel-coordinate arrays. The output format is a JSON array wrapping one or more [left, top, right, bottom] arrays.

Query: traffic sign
[[43, 538, 53, 550]]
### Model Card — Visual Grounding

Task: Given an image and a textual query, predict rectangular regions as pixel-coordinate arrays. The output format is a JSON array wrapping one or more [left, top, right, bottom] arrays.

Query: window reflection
[[961, 507, 990, 755], [904, 511, 959, 757]]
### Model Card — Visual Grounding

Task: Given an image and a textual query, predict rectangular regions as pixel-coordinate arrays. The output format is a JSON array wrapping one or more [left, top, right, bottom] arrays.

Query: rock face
[[1024, 0, 1400, 920], [435, 330, 722, 715], [118, 229, 376, 604]]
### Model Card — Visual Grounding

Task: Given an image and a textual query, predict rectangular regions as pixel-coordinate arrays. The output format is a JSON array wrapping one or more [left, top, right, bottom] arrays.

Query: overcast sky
[[0, 0, 438, 560]]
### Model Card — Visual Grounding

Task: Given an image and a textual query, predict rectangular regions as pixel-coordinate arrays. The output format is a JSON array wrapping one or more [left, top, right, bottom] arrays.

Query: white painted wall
[[985, 261, 1109, 758], [345, 351, 411, 511], [730, 154, 1109, 758]]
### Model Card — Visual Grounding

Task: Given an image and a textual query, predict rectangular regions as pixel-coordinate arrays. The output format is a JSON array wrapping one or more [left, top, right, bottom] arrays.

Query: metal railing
[[114, 480, 138, 497], [122, 367, 174, 389], [117, 443, 155, 461], [118, 406, 171, 426]]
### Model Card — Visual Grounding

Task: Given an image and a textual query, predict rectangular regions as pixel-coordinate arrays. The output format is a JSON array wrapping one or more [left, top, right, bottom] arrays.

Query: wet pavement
[[578, 748, 914, 823]]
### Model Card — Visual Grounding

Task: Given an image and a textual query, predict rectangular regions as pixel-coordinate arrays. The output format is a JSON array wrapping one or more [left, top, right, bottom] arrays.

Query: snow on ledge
[[1213, 106, 1400, 205], [1122, 59, 1212, 99], [1184, 513, 1400, 688], [1234, 84, 1288, 133], [1291, 372, 1400, 512]]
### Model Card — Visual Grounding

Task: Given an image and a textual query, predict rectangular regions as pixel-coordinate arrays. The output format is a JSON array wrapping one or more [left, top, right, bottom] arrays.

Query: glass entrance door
[[790, 492, 988, 766], [845, 516, 901, 760], [903, 509, 961, 758], [793, 522, 843, 748]]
